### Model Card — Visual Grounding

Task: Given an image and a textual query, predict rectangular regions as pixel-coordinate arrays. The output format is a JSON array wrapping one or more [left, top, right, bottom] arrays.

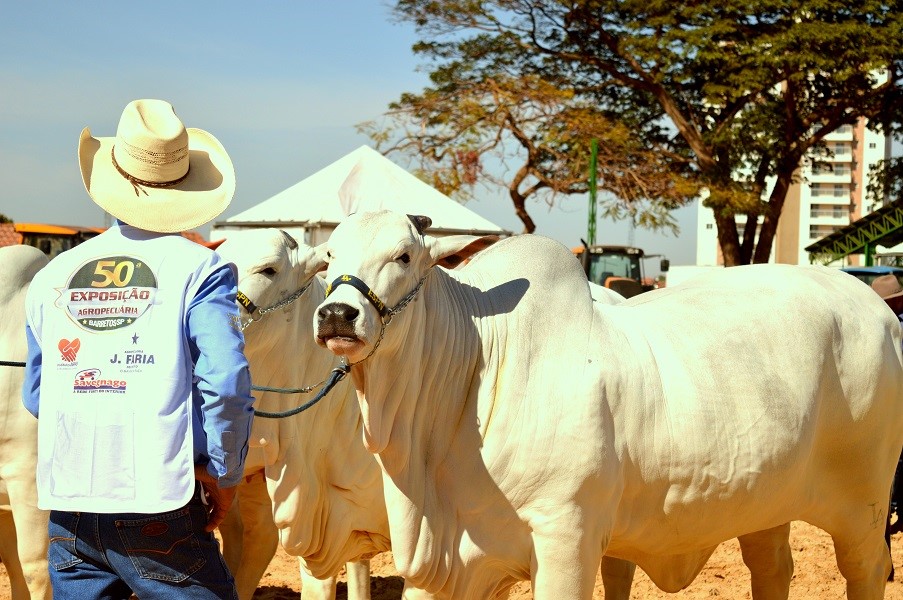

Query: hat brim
[[78, 127, 235, 233]]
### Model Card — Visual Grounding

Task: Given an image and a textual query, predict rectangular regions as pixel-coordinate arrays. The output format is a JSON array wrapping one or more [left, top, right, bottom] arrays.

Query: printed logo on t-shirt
[[58, 256, 158, 332], [73, 368, 127, 393], [109, 349, 156, 373], [58, 338, 80, 362]]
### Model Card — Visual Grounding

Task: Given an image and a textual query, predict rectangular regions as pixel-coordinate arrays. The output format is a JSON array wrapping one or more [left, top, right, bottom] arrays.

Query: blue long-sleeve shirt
[[23, 261, 255, 488]]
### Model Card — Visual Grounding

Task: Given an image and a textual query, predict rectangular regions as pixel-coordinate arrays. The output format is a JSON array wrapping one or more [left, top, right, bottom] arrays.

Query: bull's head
[[217, 228, 327, 329], [315, 210, 496, 364]]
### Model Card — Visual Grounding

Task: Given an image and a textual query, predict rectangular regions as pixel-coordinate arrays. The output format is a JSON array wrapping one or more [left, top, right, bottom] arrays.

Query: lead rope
[[252, 363, 351, 418], [232, 279, 348, 418]]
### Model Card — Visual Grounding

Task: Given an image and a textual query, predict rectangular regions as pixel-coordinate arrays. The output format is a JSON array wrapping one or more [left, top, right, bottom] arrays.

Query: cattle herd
[[1, 204, 902, 600]]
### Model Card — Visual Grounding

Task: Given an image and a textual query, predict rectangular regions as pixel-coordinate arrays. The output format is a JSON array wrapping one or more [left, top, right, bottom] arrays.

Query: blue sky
[[1, 1, 697, 268]]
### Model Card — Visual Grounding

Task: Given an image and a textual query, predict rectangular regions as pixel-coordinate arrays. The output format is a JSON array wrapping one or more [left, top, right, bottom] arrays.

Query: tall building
[[695, 118, 890, 266]]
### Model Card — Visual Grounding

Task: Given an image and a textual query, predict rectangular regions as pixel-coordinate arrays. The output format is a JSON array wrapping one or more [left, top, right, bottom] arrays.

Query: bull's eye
[[398, 253, 410, 264], [326, 251, 334, 260], [259, 267, 277, 277]]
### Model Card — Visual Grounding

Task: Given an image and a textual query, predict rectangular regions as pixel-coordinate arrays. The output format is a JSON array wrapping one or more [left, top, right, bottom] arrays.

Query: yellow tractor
[[572, 242, 669, 299]]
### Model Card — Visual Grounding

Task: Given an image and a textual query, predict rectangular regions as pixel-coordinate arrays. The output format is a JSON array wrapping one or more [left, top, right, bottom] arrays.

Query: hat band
[[111, 148, 190, 197]]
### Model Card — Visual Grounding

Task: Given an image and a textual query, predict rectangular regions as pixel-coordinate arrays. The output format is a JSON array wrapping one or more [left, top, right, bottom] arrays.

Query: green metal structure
[[587, 138, 598, 245], [806, 199, 903, 266]]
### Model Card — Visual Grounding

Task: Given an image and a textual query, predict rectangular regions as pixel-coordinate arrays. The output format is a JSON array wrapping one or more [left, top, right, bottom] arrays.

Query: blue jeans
[[47, 484, 237, 600]]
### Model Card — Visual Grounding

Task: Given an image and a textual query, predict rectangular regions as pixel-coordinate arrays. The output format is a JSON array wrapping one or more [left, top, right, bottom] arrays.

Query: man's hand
[[194, 465, 237, 532]]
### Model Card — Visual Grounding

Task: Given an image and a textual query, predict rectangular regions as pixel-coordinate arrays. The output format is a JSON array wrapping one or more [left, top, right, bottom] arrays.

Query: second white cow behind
[[216, 228, 440, 600], [314, 210, 903, 600]]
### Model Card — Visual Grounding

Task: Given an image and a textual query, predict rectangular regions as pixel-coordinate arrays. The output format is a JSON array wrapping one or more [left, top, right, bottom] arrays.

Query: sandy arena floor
[[4, 521, 903, 598], [247, 522, 903, 599]]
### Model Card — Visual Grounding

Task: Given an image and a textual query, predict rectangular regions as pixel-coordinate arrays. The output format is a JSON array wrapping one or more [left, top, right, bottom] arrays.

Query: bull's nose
[[318, 302, 359, 324]]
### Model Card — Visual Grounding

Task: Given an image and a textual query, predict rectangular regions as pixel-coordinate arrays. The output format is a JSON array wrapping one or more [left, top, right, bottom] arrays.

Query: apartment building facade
[[695, 119, 890, 266]]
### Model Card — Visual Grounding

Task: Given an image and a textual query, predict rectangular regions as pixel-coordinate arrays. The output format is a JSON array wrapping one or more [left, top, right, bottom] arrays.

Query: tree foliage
[[867, 157, 903, 209], [0, 213, 13, 224], [363, 0, 903, 265]]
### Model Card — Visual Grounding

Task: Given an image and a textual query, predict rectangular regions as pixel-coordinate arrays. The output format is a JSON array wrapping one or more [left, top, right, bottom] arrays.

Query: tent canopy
[[215, 146, 509, 237]]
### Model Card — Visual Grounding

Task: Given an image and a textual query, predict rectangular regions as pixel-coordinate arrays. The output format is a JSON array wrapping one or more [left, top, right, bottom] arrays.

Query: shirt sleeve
[[22, 323, 42, 418], [186, 262, 255, 488]]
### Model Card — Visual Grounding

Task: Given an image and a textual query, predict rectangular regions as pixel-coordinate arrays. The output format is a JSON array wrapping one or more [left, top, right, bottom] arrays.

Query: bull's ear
[[429, 235, 500, 269], [312, 242, 329, 273], [294, 242, 329, 282], [408, 215, 432, 235], [279, 229, 299, 250]]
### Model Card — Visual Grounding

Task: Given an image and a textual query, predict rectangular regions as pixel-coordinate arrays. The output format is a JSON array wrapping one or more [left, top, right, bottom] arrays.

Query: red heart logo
[[58, 339, 80, 352], [58, 338, 81, 362]]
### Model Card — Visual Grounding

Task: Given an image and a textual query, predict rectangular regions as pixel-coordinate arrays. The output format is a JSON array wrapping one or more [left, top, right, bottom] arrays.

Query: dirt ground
[[253, 522, 903, 599], [4, 521, 903, 599]]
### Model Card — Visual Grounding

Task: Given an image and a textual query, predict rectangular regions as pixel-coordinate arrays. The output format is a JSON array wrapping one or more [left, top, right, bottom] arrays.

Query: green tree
[[867, 156, 903, 208], [363, 0, 902, 265], [0, 214, 13, 224]]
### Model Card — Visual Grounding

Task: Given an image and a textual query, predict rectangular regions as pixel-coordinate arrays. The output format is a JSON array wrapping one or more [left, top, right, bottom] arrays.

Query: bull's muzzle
[[316, 302, 360, 339]]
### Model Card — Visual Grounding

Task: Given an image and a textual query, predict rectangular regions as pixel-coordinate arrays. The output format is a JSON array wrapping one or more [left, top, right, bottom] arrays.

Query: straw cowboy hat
[[871, 274, 903, 315], [78, 99, 235, 233]]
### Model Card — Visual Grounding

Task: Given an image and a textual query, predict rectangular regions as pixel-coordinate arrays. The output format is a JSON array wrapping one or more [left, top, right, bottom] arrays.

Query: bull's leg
[[299, 565, 338, 600], [297, 560, 373, 600], [232, 471, 278, 600], [345, 559, 372, 600], [737, 522, 793, 599], [599, 556, 636, 600], [886, 488, 895, 582], [6, 477, 50, 600], [218, 493, 245, 581], [400, 584, 443, 599], [832, 524, 892, 600], [0, 507, 29, 600], [530, 519, 604, 600]]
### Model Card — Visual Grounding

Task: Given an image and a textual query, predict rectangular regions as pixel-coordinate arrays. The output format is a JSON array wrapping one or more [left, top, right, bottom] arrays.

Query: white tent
[[211, 145, 510, 245]]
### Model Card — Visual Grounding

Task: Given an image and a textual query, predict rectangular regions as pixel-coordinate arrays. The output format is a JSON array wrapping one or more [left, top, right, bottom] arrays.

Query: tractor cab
[[574, 243, 669, 299]]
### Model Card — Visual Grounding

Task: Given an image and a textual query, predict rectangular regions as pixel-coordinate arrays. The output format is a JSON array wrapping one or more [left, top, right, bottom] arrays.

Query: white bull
[[216, 228, 419, 600], [314, 209, 903, 600], [0, 244, 50, 600]]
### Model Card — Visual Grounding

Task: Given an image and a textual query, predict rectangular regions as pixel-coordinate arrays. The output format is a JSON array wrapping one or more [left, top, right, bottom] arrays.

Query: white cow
[[0, 244, 50, 600], [216, 228, 402, 600], [315, 210, 903, 599]]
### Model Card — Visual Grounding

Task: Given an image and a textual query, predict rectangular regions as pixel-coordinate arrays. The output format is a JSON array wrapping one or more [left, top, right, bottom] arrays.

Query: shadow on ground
[[253, 575, 405, 600]]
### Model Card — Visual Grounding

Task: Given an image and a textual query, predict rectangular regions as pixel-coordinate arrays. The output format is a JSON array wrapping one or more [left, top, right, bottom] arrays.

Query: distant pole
[[588, 138, 598, 245]]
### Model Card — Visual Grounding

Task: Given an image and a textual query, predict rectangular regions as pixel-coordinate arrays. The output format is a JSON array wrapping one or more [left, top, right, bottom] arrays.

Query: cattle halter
[[325, 272, 428, 366], [322, 271, 428, 363], [232, 281, 312, 332], [247, 273, 428, 419], [325, 273, 427, 326]]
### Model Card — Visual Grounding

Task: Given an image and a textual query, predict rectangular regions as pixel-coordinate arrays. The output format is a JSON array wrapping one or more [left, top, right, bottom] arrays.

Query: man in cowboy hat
[[22, 99, 254, 599]]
